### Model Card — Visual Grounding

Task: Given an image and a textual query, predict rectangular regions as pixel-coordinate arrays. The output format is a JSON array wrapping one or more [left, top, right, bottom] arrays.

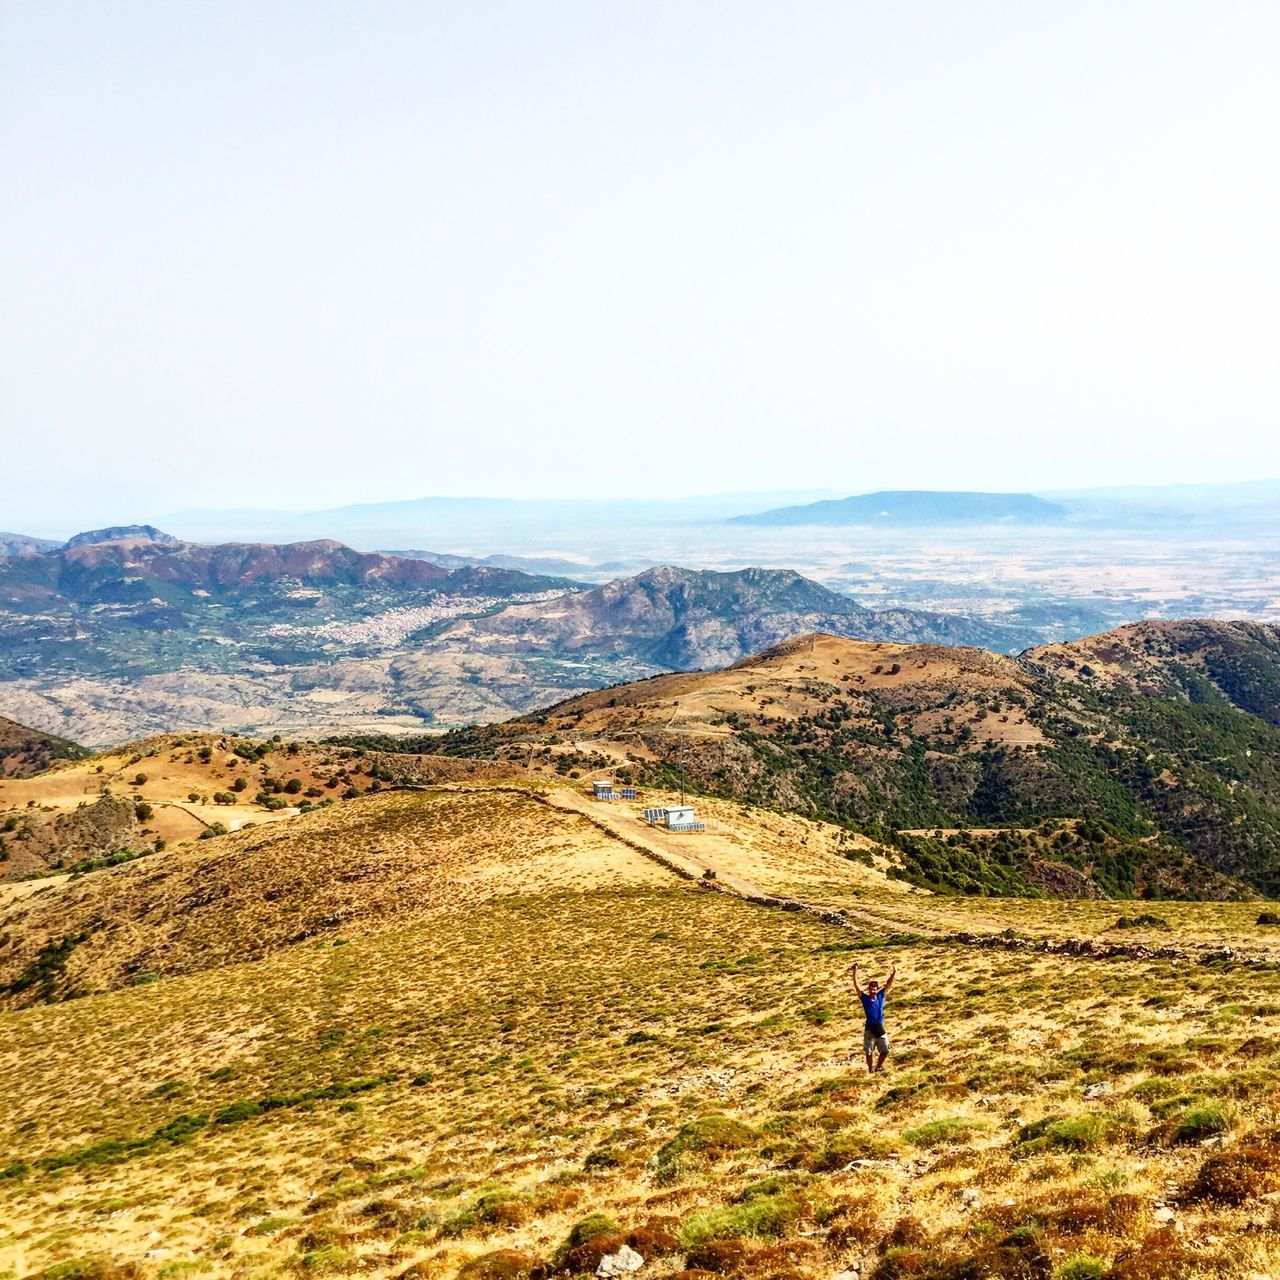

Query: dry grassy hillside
[[417, 627, 1280, 899], [0, 715, 86, 779], [0, 732, 509, 883], [0, 784, 904, 1007], [0, 789, 674, 999], [3, 781, 1280, 1280]]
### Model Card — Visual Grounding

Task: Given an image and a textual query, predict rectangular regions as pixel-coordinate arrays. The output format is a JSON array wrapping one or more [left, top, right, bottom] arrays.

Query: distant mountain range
[[157, 490, 845, 547], [1045, 478, 1280, 511], [0, 532, 63, 557], [0, 529, 1032, 745], [384, 549, 613, 579], [13, 479, 1277, 549], [730, 490, 1068, 527]]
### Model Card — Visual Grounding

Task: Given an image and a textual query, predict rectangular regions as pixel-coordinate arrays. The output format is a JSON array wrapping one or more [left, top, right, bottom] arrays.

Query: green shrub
[[440, 1187, 531, 1237], [1055, 1257, 1105, 1280], [247, 1216, 292, 1236], [564, 1213, 619, 1248], [1016, 1113, 1112, 1154], [654, 1114, 757, 1175], [902, 1115, 983, 1149], [215, 1100, 263, 1125], [295, 1246, 353, 1274], [680, 1195, 813, 1248], [1175, 1105, 1230, 1143], [1112, 913, 1169, 930], [1128, 1077, 1180, 1103], [41, 1260, 139, 1280], [808, 1128, 897, 1170]]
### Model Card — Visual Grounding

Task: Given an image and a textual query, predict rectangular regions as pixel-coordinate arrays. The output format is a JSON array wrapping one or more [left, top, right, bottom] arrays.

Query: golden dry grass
[[2, 784, 1279, 1280]]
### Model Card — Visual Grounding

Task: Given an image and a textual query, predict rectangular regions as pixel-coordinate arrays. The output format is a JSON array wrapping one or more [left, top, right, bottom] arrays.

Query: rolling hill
[[412, 620, 1280, 898], [730, 490, 1068, 527], [0, 725, 515, 883]]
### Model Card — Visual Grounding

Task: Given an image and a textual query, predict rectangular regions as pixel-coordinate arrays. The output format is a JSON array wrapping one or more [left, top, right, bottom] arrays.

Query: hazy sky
[[4, 2, 1278, 531]]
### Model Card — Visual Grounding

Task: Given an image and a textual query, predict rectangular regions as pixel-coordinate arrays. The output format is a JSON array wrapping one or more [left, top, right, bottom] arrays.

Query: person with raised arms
[[851, 961, 895, 1074]]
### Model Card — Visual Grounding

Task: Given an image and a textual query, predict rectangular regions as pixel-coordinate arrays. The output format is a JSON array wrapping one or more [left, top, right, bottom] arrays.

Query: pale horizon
[[6, 474, 1280, 544], [5, 3, 1279, 531]]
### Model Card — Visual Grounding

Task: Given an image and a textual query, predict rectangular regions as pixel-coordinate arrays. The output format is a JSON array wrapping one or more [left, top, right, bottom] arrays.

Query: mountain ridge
[[438, 564, 1025, 672]]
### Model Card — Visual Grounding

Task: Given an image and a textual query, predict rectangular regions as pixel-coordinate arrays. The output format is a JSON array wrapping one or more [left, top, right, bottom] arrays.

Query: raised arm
[[883, 965, 897, 994], [850, 962, 865, 997]]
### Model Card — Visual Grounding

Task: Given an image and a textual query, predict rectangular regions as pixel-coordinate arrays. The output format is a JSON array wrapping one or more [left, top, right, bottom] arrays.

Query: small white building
[[643, 804, 705, 832], [592, 779, 619, 800]]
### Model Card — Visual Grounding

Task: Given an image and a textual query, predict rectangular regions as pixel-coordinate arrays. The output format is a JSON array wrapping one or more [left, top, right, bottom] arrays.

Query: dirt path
[[538, 790, 1280, 967], [544, 787, 773, 899]]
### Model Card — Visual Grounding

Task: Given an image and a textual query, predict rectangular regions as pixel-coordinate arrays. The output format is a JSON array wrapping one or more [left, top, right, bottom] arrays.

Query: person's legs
[[863, 1030, 875, 1074], [873, 1035, 890, 1073]]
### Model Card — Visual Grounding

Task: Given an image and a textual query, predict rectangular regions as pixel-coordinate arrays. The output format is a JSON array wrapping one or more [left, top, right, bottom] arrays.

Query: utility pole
[[668, 701, 687, 805]]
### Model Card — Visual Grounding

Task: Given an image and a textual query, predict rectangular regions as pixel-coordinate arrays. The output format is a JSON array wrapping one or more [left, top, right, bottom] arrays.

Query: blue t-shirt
[[860, 990, 887, 1029]]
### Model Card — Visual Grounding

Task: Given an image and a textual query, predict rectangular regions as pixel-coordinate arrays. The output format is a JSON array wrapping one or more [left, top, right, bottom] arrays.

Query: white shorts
[[864, 1029, 890, 1056]]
